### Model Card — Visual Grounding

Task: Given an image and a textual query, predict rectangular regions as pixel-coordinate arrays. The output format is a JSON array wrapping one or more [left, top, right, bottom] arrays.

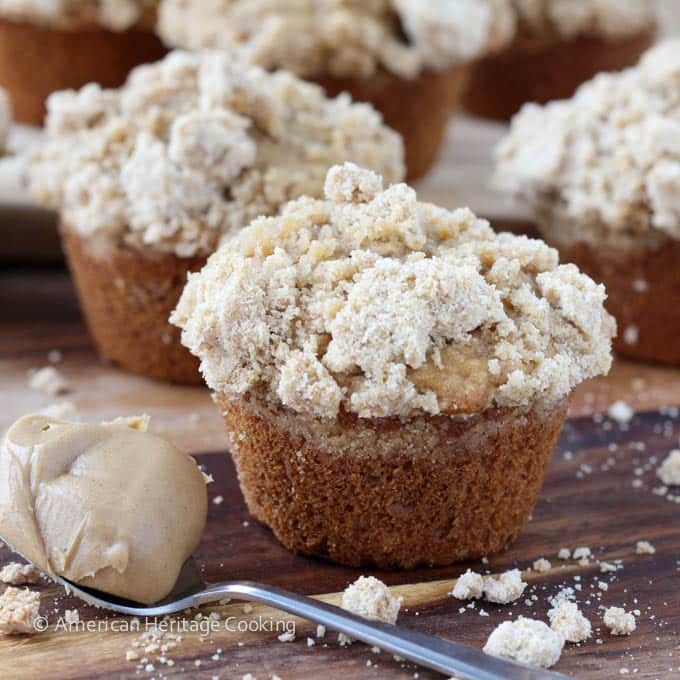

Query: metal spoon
[[51, 558, 570, 680]]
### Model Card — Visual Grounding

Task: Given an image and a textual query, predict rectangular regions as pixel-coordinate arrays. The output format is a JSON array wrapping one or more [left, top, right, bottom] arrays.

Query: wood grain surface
[[1, 265, 680, 679]]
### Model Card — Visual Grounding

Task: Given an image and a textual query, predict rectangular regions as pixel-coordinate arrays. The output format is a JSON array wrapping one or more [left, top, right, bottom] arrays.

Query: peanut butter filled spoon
[[0, 414, 207, 605]]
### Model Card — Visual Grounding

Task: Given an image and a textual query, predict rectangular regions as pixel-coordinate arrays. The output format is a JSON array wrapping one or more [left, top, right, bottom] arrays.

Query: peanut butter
[[0, 414, 207, 605]]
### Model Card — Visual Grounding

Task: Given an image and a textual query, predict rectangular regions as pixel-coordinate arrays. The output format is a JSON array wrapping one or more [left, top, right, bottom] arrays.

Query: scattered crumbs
[[604, 607, 637, 636], [47, 349, 63, 364], [125, 650, 139, 662], [623, 326, 639, 346], [0, 563, 39, 586], [635, 540, 655, 555], [608, 400, 633, 424], [64, 609, 80, 625], [451, 568, 527, 605], [483, 617, 563, 669], [316, 624, 326, 639], [533, 558, 551, 573], [201, 470, 214, 484], [598, 581, 609, 591], [482, 569, 527, 605], [548, 600, 592, 643], [600, 561, 619, 573], [557, 548, 571, 560], [0, 587, 41, 634], [213, 495, 224, 505], [339, 576, 401, 646], [450, 569, 483, 600], [657, 450, 680, 486], [28, 366, 69, 396], [278, 631, 295, 643], [306, 637, 315, 647]]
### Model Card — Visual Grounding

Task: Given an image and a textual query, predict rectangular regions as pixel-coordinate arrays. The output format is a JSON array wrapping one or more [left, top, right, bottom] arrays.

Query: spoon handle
[[194, 581, 570, 680]]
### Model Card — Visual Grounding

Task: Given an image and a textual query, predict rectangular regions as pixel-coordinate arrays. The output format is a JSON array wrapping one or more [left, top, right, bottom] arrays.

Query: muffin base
[[217, 394, 568, 568], [0, 18, 166, 125], [550, 238, 680, 365], [316, 66, 469, 181], [63, 230, 204, 384], [462, 31, 654, 121]]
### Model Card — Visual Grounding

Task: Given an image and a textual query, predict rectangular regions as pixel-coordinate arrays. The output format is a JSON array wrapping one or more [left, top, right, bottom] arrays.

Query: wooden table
[[1, 117, 680, 679]]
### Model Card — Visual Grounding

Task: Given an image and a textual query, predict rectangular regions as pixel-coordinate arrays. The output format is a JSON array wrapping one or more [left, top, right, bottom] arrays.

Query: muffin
[[157, 0, 515, 180], [463, 0, 657, 121], [171, 163, 614, 568], [29, 51, 404, 384], [496, 40, 680, 365], [0, 1, 167, 125]]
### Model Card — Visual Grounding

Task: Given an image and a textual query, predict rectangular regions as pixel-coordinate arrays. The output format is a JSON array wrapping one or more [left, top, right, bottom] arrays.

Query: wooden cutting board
[[0, 404, 678, 679]]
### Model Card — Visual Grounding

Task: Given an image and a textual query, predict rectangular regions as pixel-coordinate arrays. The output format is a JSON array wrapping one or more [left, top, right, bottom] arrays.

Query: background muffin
[[157, 0, 515, 179], [0, 0, 166, 125], [495, 40, 680, 365], [172, 163, 614, 568], [463, 0, 657, 120], [29, 52, 404, 384]]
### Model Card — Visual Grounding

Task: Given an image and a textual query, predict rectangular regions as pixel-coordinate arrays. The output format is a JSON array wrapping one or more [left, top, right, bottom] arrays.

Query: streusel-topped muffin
[[496, 40, 680, 364], [157, 0, 515, 178], [30, 52, 404, 383], [464, 0, 657, 120], [0, 0, 165, 124], [172, 163, 614, 567]]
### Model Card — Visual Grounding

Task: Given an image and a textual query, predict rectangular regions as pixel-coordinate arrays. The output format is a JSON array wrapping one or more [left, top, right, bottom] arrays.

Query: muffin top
[[495, 40, 680, 247], [29, 51, 404, 258], [510, 0, 655, 42], [157, 0, 515, 80], [0, 0, 158, 30], [172, 163, 614, 420]]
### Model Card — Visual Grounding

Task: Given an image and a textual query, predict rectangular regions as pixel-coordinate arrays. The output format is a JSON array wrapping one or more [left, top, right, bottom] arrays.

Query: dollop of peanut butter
[[408, 343, 499, 415], [0, 414, 207, 605]]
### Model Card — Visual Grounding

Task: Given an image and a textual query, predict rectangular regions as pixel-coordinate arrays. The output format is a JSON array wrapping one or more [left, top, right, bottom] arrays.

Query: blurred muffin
[[29, 52, 404, 384], [0, 1, 166, 125], [496, 40, 680, 365], [464, 0, 656, 120], [0, 88, 11, 155], [171, 163, 614, 568], [157, 0, 515, 179]]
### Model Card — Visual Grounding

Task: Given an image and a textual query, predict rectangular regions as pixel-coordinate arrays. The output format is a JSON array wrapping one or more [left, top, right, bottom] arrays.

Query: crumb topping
[[157, 0, 515, 80], [511, 0, 655, 42], [0, 0, 157, 30], [603, 607, 636, 636], [496, 40, 680, 248], [29, 51, 404, 258], [484, 616, 564, 668], [0, 587, 40, 634], [172, 163, 614, 419], [548, 600, 591, 643]]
